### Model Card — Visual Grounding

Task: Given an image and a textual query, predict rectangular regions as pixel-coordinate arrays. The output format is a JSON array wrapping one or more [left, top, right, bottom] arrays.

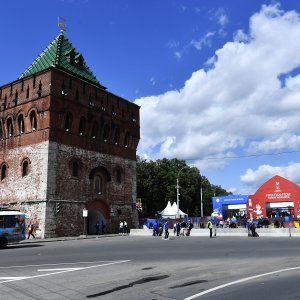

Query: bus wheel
[[0, 238, 8, 248]]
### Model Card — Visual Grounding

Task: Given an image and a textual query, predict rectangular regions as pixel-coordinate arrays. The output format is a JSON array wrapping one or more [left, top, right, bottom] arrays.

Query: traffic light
[[136, 198, 142, 212], [56, 202, 61, 214]]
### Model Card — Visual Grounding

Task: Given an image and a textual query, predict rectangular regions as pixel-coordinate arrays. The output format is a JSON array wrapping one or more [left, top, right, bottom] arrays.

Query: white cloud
[[234, 29, 249, 42], [174, 51, 182, 60], [150, 77, 156, 86], [167, 40, 180, 49], [135, 3, 300, 177], [218, 12, 229, 27], [210, 7, 229, 37], [190, 31, 215, 50], [170, 31, 215, 60], [205, 55, 216, 67], [247, 134, 300, 154], [240, 162, 300, 192]]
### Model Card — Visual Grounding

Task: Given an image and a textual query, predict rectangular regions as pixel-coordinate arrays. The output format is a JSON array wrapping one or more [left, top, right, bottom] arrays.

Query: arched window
[[29, 111, 37, 131], [91, 122, 98, 139], [26, 86, 30, 98], [78, 117, 86, 136], [37, 81, 42, 97], [7, 117, 13, 137], [1, 164, 7, 181], [124, 132, 130, 148], [61, 82, 66, 96], [22, 160, 29, 177], [113, 128, 120, 145], [65, 112, 72, 132], [69, 76, 73, 89], [14, 91, 18, 104], [4, 95, 7, 109], [112, 105, 116, 116], [94, 175, 102, 195], [103, 125, 109, 142], [72, 161, 79, 177], [18, 115, 25, 134], [75, 88, 79, 101]]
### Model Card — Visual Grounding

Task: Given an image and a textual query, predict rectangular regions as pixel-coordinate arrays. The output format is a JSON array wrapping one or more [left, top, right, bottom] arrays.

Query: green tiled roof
[[20, 31, 105, 89]]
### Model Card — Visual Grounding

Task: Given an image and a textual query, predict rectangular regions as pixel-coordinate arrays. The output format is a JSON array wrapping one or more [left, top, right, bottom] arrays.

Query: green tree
[[136, 157, 230, 218]]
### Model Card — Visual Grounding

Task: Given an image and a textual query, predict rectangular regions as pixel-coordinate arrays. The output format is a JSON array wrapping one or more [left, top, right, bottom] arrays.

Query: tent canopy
[[159, 201, 187, 219]]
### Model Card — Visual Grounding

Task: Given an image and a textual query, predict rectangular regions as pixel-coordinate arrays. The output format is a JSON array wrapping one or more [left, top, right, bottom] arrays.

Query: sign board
[[83, 209, 88, 218]]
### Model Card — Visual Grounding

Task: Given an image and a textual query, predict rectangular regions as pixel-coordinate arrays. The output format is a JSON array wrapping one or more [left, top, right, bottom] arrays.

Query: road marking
[[0, 260, 130, 284], [0, 277, 29, 280], [0, 260, 116, 270], [37, 268, 82, 272], [184, 266, 300, 300]]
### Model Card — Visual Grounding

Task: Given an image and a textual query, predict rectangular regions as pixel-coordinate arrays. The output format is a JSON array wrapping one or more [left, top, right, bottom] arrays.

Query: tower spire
[[58, 16, 66, 34]]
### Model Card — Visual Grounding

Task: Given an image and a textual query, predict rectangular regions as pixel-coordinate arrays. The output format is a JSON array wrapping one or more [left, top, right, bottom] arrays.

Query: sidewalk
[[19, 234, 120, 245]]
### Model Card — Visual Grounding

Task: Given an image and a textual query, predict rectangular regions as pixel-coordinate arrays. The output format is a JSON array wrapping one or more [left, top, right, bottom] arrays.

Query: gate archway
[[86, 199, 110, 234]]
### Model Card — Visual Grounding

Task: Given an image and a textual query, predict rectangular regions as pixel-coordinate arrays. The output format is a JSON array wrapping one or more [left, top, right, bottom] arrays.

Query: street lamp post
[[200, 183, 203, 218]]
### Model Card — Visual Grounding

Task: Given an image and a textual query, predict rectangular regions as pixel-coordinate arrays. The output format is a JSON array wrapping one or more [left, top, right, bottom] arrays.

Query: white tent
[[159, 201, 173, 216], [160, 201, 187, 219]]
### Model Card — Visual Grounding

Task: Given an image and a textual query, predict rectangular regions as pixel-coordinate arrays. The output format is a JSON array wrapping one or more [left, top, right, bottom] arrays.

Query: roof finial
[[58, 16, 66, 34]]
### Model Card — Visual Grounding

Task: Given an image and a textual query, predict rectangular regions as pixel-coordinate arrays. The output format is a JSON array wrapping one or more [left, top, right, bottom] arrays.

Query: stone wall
[[0, 141, 49, 204], [47, 142, 138, 236]]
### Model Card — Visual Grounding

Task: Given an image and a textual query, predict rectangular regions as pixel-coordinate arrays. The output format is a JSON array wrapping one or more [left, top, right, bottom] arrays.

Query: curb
[[17, 234, 120, 245]]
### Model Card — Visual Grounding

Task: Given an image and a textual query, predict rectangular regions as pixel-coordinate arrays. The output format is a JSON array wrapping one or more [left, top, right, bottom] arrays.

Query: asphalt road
[[1, 235, 300, 299]]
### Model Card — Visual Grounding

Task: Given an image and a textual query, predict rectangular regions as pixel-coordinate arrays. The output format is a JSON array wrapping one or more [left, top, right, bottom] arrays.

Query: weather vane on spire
[[58, 16, 67, 33]]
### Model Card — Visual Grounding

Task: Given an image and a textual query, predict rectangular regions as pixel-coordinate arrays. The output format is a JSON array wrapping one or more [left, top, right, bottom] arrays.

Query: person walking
[[123, 221, 128, 235], [181, 221, 187, 236], [27, 222, 35, 239], [101, 221, 106, 235], [186, 220, 194, 236], [95, 221, 100, 235], [119, 221, 124, 235], [176, 222, 181, 236], [163, 220, 169, 240], [207, 219, 213, 238], [173, 223, 177, 236], [153, 222, 158, 236], [250, 222, 258, 237]]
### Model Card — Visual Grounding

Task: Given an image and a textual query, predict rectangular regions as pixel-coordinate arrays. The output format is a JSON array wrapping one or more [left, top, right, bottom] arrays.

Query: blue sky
[[2, 0, 300, 195]]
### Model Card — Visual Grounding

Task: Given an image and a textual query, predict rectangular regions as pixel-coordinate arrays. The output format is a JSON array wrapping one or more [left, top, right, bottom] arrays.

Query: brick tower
[[0, 31, 140, 238]]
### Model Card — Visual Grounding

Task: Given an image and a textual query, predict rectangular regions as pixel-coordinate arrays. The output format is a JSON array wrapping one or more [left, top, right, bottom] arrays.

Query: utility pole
[[200, 184, 203, 217], [176, 178, 180, 218]]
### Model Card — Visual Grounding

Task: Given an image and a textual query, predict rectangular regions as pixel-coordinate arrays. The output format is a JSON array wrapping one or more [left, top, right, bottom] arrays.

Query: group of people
[[95, 220, 106, 235], [152, 221, 170, 239], [152, 223, 164, 237], [173, 221, 194, 236], [152, 220, 194, 239], [119, 221, 128, 235]]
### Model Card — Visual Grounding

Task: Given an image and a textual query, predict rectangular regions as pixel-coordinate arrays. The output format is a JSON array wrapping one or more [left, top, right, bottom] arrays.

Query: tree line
[[136, 157, 230, 218]]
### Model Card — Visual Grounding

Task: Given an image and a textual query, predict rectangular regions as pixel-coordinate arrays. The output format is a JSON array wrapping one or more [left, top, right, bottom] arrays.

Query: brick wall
[[0, 68, 140, 238]]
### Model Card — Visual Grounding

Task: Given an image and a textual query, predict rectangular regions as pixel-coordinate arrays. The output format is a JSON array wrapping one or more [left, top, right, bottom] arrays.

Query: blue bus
[[0, 211, 26, 248]]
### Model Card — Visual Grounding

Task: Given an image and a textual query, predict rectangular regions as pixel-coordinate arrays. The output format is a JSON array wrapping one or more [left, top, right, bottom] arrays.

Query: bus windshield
[[0, 211, 26, 248]]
